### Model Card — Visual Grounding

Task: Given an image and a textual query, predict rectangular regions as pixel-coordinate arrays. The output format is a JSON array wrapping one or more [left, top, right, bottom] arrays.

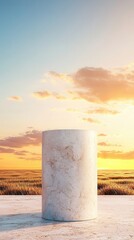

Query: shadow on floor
[[0, 212, 63, 232]]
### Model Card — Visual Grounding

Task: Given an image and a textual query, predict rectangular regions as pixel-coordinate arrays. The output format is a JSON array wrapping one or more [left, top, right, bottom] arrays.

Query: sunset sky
[[0, 0, 134, 170]]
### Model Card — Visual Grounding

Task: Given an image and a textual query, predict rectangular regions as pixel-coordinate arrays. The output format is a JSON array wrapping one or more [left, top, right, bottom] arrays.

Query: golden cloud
[[0, 130, 42, 161], [99, 150, 134, 160], [82, 117, 100, 123], [98, 142, 121, 147], [0, 130, 41, 148], [33, 90, 69, 100], [36, 66, 134, 103], [32, 91, 51, 99], [8, 96, 22, 101], [18, 154, 41, 161], [86, 108, 119, 114], [66, 107, 118, 115], [0, 147, 15, 154], [0, 146, 41, 161], [98, 133, 107, 136], [71, 67, 134, 102], [45, 71, 72, 81], [41, 71, 72, 84]]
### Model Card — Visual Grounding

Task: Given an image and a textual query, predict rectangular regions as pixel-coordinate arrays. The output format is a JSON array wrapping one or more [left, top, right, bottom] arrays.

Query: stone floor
[[0, 196, 133, 240]]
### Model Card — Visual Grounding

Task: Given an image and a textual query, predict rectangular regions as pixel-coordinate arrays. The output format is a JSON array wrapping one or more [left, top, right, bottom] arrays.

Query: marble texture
[[0, 196, 133, 240], [42, 129, 97, 221]]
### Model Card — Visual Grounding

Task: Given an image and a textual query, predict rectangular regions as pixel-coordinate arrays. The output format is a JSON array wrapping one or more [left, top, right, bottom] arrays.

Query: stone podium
[[42, 129, 97, 221]]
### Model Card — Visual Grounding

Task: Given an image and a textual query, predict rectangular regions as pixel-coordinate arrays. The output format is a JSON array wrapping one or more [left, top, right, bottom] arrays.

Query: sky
[[0, 0, 134, 170]]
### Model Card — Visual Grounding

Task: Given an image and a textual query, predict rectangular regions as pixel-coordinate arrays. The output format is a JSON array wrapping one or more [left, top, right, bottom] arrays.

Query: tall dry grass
[[0, 170, 41, 195], [98, 170, 134, 195], [0, 170, 133, 195]]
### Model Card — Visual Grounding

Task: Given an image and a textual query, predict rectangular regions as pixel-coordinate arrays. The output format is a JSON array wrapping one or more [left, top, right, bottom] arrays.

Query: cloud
[[66, 107, 119, 115], [82, 117, 100, 123], [98, 133, 107, 136], [86, 108, 119, 115], [48, 71, 62, 78], [48, 71, 69, 80], [0, 129, 41, 161], [99, 150, 134, 160], [37, 66, 134, 103], [98, 142, 121, 147], [8, 96, 22, 101], [0, 147, 15, 154], [42, 71, 72, 83], [47, 71, 72, 82], [39, 67, 134, 103], [71, 67, 134, 103], [32, 91, 51, 99], [18, 153, 41, 161], [0, 146, 41, 161], [66, 90, 85, 100], [32, 90, 67, 100], [14, 150, 29, 156], [0, 144, 41, 161], [98, 142, 111, 146], [0, 130, 41, 148], [0, 147, 29, 156], [54, 94, 67, 100]]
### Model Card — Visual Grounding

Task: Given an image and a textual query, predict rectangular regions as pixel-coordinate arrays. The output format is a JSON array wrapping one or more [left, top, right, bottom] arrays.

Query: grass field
[[98, 170, 134, 195], [0, 170, 133, 195]]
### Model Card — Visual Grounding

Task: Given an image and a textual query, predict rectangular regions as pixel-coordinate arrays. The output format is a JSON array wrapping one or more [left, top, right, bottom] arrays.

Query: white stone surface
[[0, 196, 133, 240], [42, 129, 97, 221]]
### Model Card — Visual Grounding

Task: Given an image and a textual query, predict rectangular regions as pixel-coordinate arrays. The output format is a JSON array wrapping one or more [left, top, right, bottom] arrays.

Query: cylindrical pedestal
[[42, 129, 97, 221]]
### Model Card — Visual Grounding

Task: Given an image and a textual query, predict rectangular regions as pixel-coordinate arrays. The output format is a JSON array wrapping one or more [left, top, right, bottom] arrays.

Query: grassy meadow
[[98, 170, 134, 195], [0, 170, 133, 195]]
